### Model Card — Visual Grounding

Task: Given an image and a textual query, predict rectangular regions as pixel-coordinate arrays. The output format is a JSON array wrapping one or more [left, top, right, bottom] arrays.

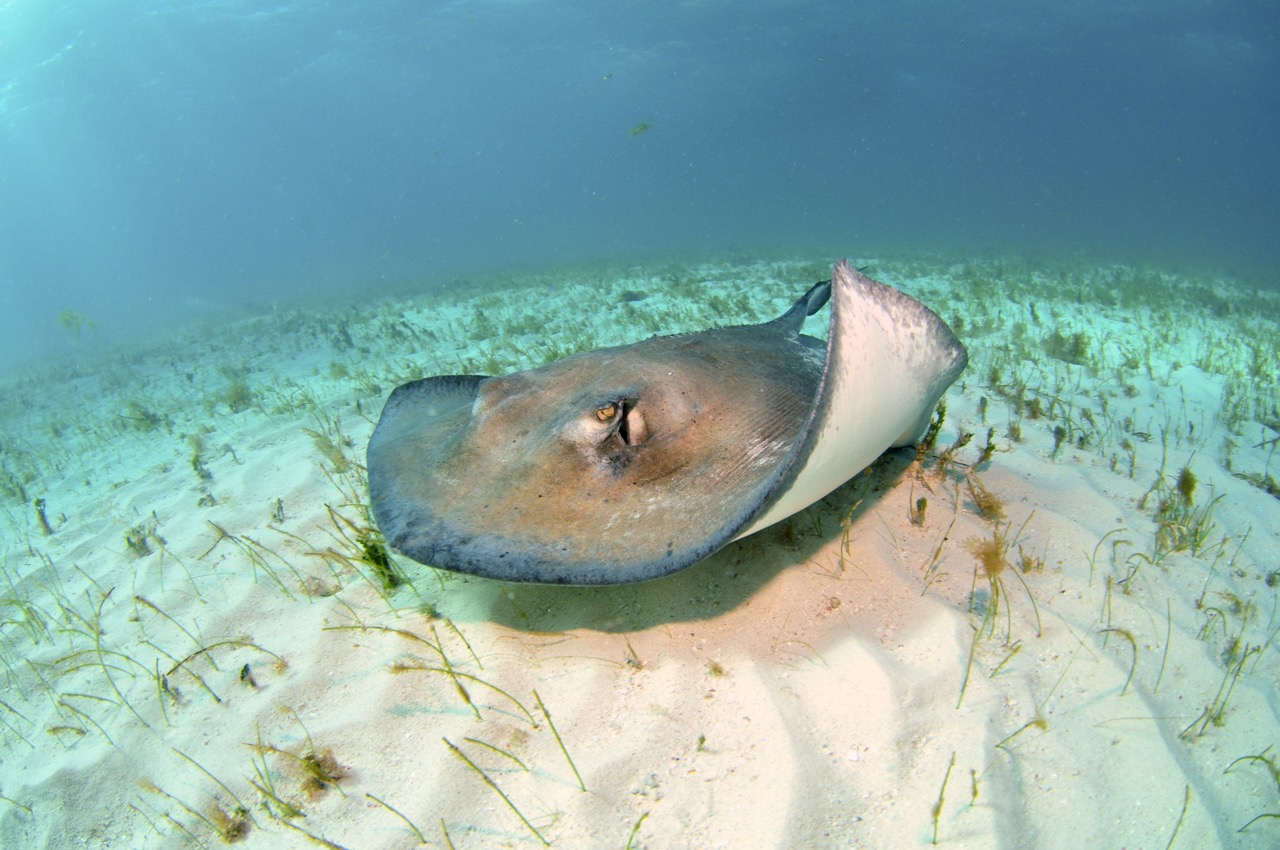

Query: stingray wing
[[738, 259, 968, 537], [367, 261, 966, 584], [367, 313, 824, 584]]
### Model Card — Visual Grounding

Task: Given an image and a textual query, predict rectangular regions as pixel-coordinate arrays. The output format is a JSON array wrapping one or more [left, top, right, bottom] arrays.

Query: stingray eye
[[595, 403, 618, 422]]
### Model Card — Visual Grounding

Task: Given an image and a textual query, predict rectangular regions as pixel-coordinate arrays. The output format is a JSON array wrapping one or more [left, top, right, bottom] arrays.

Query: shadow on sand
[[431, 449, 918, 633]]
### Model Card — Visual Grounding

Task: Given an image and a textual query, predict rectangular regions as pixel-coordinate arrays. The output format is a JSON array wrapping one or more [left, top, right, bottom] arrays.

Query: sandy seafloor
[[1, 254, 1278, 850]]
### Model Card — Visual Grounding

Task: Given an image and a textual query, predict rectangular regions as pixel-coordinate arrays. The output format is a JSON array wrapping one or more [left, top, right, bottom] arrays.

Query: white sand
[[1, 255, 1277, 849]]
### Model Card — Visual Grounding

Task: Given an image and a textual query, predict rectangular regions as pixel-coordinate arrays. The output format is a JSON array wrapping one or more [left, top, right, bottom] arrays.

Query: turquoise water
[[1, 1, 1277, 369], [2, 1, 1279, 846]]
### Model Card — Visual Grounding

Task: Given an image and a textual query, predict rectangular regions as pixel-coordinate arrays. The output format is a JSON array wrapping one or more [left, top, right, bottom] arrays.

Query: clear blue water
[[2, 0, 1276, 368]]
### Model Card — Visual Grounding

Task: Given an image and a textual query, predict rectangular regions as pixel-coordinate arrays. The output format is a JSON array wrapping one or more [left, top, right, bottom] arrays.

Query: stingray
[[367, 259, 967, 585]]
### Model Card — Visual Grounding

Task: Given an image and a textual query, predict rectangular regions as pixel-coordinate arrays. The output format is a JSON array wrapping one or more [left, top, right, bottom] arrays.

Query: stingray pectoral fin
[[367, 374, 488, 556], [738, 259, 968, 537], [376, 375, 488, 434]]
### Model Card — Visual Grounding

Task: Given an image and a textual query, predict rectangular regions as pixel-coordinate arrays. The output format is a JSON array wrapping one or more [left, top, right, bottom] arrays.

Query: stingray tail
[[771, 278, 832, 333]]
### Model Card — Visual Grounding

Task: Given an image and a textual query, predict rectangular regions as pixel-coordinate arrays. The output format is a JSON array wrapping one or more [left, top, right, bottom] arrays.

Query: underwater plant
[[1099, 627, 1138, 696], [121, 399, 167, 433], [975, 427, 998, 466], [1180, 643, 1262, 739], [1225, 747, 1280, 831], [187, 434, 213, 483], [33, 498, 53, 536], [312, 504, 406, 600], [1153, 469, 1222, 559], [534, 688, 585, 792], [966, 473, 1005, 522], [304, 417, 353, 476], [965, 518, 1042, 641], [910, 496, 928, 527], [955, 514, 1044, 708], [248, 709, 348, 802], [56, 310, 96, 340], [911, 403, 947, 474], [930, 751, 957, 845], [124, 516, 162, 558], [217, 378, 255, 414], [934, 430, 974, 480], [444, 737, 549, 846], [1042, 328, 1092, 366], [366, 793, 428, 844], [138, 777, 251, 844]]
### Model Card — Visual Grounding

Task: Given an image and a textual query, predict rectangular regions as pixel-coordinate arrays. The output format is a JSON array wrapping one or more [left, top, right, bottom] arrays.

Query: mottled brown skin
[[367, 262, 966, 585], [368, 321, 823, 583]]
